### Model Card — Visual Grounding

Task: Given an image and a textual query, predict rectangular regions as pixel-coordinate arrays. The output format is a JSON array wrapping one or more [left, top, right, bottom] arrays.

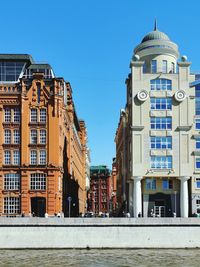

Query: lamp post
[[67, 196, 72, 217], [174, 191, 177, 217]]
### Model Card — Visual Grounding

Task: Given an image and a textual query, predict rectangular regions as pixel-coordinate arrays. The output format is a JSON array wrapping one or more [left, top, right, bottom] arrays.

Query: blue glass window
[[150, 79, 172, 91], [146, 179, 156, 190], [0, 62, 24, 82], [151, 156, 172, 169], [151, 117, 172, 130], [151, 60, 157, 73], [196, 139, 200, 149], [196, 178, 200, 188], [163, 179, 173, 190], [150, 98, 172, 110], [196, 158, 200, 169], [151, 136, 172, 149], [195, 119, 200, 129]]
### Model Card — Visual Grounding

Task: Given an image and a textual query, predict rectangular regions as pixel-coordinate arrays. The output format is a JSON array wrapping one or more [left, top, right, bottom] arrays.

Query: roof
[[0, 54, 34, 63], [27, 64, 52, 69], [141, 30, 170, 43]]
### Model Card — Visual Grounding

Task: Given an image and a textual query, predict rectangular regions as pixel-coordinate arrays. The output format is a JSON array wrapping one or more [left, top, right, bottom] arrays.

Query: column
[[128, 181, 133, 217], [179, 176, 190, 218], [133, 176, 142, 217]]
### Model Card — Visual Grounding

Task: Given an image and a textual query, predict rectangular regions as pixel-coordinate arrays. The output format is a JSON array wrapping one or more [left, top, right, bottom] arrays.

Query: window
[[196, 84, 200, 115], [30, 130, 37, 144], [13, 130, 20, 144], [13, 150, 20, 165], [4, 129, 11, 144], [40, 109, 46, 122], [30, 173, 46, 190], [13, 108, 20, 122], [4, 173, 20, 190], [196, 139, 200, 150], [30, 150, 37, 165], [150, 98, 172, 110], [150, 79, 172, 91], [39, 150, 46, 165], [151, 60, 157, 73], [151, 156, 172, 169], [171, 62, 175, 73], [146, 178, 156, 190], [196, 158, 200, 169], [151, 136, 172, 149], [30, 109, 37, 122], [4, 150, 11, 165], [4, 197, 20, 214], [40, 130, 46, 144], [195, 118, 200, 129], [162, 179, 173, 190], [151, 117, 172, 130], [143, 63, 147, 73], [162, 60, 167, 73], [0, 62, 24, 82], [196, 199, 200, 204], [4, 108, 11, 122], [196, 178, 200, 188]]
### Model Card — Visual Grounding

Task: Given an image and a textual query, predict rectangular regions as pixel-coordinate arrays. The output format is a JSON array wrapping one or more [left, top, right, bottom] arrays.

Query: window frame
[[151, 156, 172, 169], [150, 98, 172, 110], [30, 173, 46, 190], [150, 117, 172, 130]]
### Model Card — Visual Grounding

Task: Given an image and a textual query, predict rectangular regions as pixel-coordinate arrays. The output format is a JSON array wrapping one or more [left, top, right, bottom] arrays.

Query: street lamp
[[174, 191, 177, 217], [67, 196, 72, 217]]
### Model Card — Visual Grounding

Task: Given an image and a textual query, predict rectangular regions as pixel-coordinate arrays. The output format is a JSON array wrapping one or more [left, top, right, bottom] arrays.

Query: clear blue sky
[[2, 0, 200, 168]]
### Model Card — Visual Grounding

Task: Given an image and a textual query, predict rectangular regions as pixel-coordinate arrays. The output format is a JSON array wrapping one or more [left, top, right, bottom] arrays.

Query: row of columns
[[129, 176, 190, 218]]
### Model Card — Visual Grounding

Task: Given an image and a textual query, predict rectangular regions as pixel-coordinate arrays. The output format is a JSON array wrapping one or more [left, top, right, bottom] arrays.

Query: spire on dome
[[154, 18, 157, 31]]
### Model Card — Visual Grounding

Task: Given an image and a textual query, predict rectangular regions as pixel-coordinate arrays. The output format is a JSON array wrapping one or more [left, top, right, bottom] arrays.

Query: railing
[[0, 86, 20, 93]]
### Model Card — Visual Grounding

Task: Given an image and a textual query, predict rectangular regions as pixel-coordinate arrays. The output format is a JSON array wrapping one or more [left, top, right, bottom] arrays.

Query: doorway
[[31, 197, 46, 217]]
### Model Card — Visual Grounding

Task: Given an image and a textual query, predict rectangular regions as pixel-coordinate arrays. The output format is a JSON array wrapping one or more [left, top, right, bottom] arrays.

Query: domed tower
[[133, 21, 179, 73]]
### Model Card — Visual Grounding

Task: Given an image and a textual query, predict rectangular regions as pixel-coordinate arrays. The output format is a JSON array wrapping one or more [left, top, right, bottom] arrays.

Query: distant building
[[0, 54, 88, 217], [115, 22, 200, 218], [89, 165, 111, 215]]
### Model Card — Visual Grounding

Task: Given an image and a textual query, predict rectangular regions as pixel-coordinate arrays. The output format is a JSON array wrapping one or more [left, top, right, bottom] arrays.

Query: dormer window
[[151, 60, 157, 73]]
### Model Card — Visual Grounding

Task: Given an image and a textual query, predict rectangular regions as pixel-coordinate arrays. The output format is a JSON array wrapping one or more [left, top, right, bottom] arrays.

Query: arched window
[[150, 79, 172, 91]]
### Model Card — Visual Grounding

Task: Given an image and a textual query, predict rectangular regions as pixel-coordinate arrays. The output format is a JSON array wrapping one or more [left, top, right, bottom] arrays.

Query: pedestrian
[[45, 212, 48, 218], [57, 211, 61, 218], [21, 211, 25, 217], [29, 211, 32, 217]]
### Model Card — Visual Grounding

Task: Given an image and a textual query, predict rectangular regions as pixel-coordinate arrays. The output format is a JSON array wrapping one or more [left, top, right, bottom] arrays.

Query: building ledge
[[193, 151, 200, 156], [176, 126, 192, 131], [131, 125, 144, 131]]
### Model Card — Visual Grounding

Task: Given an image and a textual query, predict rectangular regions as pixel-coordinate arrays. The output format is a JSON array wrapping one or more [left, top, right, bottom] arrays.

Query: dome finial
[[154, 18, 157, 31]]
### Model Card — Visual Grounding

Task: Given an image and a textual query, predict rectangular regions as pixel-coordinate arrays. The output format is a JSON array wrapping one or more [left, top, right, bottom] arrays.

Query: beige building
[[115, 22, 200, 218]]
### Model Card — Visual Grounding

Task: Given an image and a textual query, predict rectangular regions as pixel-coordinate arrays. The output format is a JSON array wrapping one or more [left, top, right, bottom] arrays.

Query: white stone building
[[115, 22, 200, 218]]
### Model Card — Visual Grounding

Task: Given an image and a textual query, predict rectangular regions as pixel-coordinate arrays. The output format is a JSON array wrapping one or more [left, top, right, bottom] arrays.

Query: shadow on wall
[[62, 137, 79, 217]]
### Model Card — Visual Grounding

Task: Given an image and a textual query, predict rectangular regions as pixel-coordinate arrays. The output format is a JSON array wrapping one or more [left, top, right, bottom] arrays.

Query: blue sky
[[2, 0, 200, 168]]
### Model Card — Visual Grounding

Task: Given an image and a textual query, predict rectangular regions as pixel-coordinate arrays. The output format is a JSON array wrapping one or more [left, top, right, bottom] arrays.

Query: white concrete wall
[[1, 218, 200, 248]]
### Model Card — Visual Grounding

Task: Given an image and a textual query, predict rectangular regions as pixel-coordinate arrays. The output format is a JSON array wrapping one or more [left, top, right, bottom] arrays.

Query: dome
[[141, 30, 170, 43]]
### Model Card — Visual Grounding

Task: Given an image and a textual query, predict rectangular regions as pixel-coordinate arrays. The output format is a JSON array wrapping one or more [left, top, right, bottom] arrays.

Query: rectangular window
[[30, 109, 37, 122], [4, 108, 11, 122], [146, 178, 156, 190], [4, 197, 20, 214], [4, 129, 11, 144], [151, 156, 172, 169], [13, 108, 20, 123], [162, 60, 167, 73], [39, 150, 46, 165], [163, 179, 173, 190], [150, 79, 172, 91], [196, 139, 200, 150], [150, 98, 172, 110], [4, 173, 20, 190], [13, 150, 20, 165], [151, 60, 157, 73], [30, 130, 37, 144], [40, 130, 46, 144], [196, 178, 200, 188], [4, 150, 11, 165], [195, 118, 200, 130], [151, 136, 172, 149], [30, 150, 37, 165], [196, 84, 200, 115], [196, 199, 200, 204], [13, 130, 20, 144], [150, 117, 172, 130], [40, 109, 46, 122], [30, 173, 46, 190]]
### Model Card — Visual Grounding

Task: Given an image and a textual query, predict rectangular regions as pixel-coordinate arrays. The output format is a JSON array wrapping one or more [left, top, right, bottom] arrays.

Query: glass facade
[[0, 62, 24, 82]]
